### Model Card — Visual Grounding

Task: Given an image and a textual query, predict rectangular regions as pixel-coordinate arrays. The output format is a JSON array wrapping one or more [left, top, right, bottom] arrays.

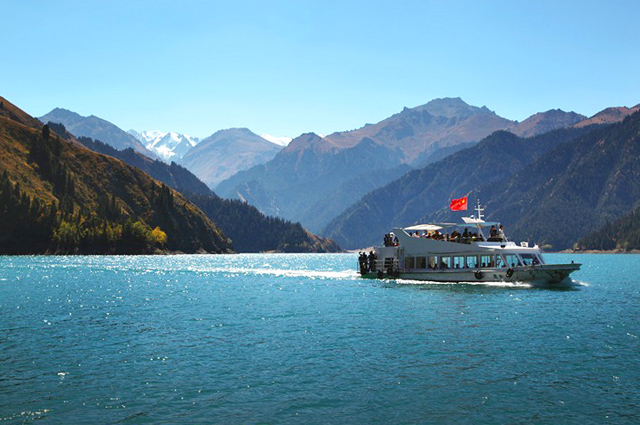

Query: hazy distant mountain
[[217, 133, 407, 232], [574, 105, 640, 127], [39, 108, 157, 159], [179, 128, 282, 189], [129, 129, 199, 162], [507, 109, 586, 138]]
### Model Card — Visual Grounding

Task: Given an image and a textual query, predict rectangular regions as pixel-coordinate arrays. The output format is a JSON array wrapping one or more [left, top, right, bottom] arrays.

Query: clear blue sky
[[2, 0, 639, 138]]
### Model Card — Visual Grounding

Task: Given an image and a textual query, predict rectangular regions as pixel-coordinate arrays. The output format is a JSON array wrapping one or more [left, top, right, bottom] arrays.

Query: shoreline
[[555, 249, 640, 254]]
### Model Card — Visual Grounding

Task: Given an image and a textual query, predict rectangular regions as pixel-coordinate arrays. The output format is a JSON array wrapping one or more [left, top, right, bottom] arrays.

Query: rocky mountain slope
[[507, 109, 585, 138], [574, 105, 640, 127]]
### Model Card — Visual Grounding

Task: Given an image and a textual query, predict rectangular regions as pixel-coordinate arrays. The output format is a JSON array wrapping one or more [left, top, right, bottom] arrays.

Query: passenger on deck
[[498, 225, 505, 241], [358, 252, 368, 273], [462, 228, 469, 243], [368, 251, 376, 271]]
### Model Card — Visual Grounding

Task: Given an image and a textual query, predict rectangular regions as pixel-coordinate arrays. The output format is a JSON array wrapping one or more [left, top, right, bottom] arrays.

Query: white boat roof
[[403, 223, 455, 231], [403, 218, 500, 231], [461, 217, 501, 228]]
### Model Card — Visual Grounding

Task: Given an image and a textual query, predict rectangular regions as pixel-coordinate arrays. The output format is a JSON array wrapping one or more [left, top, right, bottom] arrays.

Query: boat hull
[[363, 263, 581, 285]]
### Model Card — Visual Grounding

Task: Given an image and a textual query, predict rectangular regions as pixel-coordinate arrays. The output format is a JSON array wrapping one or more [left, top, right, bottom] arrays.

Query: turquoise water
[[1, 253, 639, 424]]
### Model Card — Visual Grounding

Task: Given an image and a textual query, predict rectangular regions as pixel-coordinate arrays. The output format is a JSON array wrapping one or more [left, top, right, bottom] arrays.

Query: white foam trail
[[190, 266, 359, 280]]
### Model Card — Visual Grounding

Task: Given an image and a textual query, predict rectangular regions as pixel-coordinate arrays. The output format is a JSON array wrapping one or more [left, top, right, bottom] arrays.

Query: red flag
[[450, 196, 468, 211]]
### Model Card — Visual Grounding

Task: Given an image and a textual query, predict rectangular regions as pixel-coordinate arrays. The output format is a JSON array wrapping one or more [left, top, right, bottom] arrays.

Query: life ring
[[506, 268, 514, 278], [474, 270, 483, 280]]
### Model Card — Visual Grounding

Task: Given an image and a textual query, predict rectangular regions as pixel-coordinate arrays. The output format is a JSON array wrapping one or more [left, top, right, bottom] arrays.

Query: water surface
[[1, 253, 639, 423]]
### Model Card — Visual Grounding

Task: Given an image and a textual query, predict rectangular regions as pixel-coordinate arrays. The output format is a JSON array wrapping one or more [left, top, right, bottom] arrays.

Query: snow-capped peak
[[128, 129, 200, 162], [261, 134, 292, 147]]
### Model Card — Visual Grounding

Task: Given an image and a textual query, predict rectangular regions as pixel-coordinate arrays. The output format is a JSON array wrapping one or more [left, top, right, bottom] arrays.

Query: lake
[[1, 253, 639, 424]]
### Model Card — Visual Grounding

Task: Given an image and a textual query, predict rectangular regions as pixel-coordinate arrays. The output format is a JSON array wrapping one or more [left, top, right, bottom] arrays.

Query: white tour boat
[[358, 201, 581, 284]]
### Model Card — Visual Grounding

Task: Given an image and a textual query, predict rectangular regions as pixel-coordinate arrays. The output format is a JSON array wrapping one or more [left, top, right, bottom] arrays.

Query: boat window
[[440, 256, 451, 269], [428, 256, 438, 269], [466, 255, 478, 268], [405, 257, 415, 269], [519, 253, 539, 266], [504, 254, 521, 268], [495, 255, 505, 268], [416, 256, 427, 269], [480, 255, 493, 267], [453, 256, 465, 269]]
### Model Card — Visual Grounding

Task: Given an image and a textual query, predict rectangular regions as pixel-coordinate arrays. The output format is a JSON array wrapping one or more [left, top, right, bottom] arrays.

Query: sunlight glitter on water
[[0, 253, 638, 424]]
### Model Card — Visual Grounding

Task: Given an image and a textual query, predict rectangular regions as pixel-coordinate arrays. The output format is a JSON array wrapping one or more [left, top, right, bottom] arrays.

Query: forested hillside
[[188, 194, 340, 253], [577, 206, 640, 251], [0, 97, 232, 254]]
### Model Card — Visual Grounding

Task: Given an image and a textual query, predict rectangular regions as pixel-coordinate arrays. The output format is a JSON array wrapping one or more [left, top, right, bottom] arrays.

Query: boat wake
[[191, 266, 360, 281]]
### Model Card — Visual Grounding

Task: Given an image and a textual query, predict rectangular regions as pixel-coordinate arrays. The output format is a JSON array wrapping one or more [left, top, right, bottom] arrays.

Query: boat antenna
[[475, 199, 484, 221]]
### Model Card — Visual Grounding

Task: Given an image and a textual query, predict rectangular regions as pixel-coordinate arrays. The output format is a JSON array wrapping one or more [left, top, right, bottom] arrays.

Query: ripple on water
[[0, 253, 638, 424]]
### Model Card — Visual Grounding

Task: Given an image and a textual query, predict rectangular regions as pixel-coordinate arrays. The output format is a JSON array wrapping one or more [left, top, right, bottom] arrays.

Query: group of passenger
[[410, 225, 505, 244], [488, 225, 506, 242], [383, 233, 399, 247], [358, 251, 377, 274]]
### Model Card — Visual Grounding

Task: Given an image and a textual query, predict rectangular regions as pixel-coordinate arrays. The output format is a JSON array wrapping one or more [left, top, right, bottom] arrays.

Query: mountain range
[[40, 108, 285, 191], [216, 98, 586, 232], [323, 110, 640, 250], [35, 97, 640, 252]]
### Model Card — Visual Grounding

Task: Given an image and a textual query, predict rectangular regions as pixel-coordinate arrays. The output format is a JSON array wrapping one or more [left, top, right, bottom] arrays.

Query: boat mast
[[475, 199, 484, 221]]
